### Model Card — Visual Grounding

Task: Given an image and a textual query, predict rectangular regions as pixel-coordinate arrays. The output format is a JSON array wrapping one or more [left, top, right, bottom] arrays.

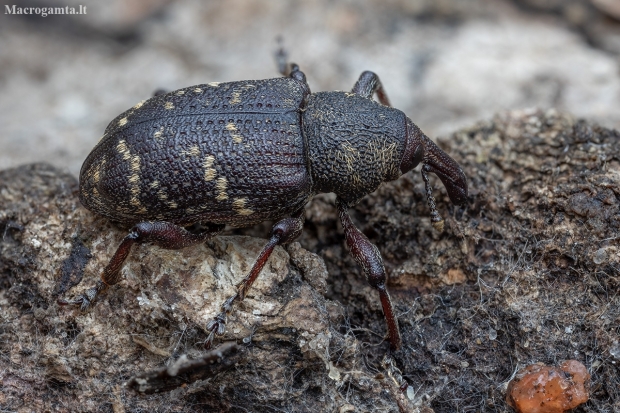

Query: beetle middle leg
[[352, 71, 391, 107], [205, 210, 304, 349], [336, 199, 402, 351], [58, 221, 224, 311]]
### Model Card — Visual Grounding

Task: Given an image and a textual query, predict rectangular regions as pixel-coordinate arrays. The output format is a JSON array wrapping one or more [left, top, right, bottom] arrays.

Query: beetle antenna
[[419, 135, 468, 232], [421, 164, 445, 232], [275, 35, 289, 76]]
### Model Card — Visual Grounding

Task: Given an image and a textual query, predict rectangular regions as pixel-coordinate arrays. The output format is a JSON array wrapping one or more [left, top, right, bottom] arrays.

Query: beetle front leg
[[352, 71, 391, 107], [336, 199, 402, 351], [58, 221, 224, 311], [205, 211, 304, 349]]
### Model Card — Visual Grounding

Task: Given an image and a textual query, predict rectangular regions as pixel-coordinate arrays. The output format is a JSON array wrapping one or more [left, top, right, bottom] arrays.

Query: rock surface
[[1, 110, 619, 412]]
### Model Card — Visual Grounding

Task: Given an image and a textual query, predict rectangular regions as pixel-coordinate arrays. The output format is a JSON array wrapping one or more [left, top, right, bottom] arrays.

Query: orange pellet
[[506, 360, 590, 413]]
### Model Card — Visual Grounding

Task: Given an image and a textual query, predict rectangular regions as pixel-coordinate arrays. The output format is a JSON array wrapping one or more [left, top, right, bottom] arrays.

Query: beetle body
[[80, 77, 313, 227], [66, 65, 468, 352]]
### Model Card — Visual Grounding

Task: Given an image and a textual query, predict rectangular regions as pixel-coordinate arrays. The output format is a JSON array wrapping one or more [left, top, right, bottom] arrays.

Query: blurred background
[[1, 0, 620, 177]]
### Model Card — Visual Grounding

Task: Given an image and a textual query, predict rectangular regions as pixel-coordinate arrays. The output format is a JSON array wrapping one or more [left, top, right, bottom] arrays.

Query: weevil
[[59, 62, 468, 351]]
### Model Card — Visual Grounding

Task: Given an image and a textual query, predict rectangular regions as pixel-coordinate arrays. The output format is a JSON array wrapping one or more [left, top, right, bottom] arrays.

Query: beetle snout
[[429, 162, 468, 205], [422, 138, 468, 206]]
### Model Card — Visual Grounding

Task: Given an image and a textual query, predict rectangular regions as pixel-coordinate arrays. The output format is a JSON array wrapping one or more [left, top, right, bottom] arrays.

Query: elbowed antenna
[[422, 136, 468, 231]]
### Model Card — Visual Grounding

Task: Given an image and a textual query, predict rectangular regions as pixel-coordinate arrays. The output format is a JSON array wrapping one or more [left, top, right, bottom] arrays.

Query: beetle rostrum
[[59, 63, 468, 351]]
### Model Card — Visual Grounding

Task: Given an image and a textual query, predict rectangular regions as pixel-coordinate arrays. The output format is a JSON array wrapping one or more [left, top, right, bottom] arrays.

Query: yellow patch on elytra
[[167, 201, 178, 209], [157, 190, 168, 200], [116, 139, 146, 209], [116, 140, 132, 161], [203, 155, 215, 168], [203, 154, 217, 181], [208, 82, 221, 87], [186, 207, 195, 214], [225, 122, 243, 144], [233, 197, 254, 216], [90, 158, 105, 184], [153, 126, 164, 139], [181, 146, 200, 157], [150, 180, 160, 189], [133, 100, 146, 109], [130, 155, 141, 172], [216, 177, 227, 191], [204, 168, 216, 181], [164, 102, 174, 110], [229, 91, 241, 105], [176, 90, 185, 96], [93, 168, 101, 184], [118, 117, 128, 127], [193, 88, 203, 93], [215, 177, 228, 201]]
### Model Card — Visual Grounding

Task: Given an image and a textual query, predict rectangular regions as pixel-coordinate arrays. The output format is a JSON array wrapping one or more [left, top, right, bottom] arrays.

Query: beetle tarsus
[[57, 280, 107, 311]]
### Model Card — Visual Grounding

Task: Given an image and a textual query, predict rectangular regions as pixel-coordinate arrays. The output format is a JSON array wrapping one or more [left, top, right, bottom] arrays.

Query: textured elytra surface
[[1, 110, 619, 412], [80, 77, 312, 227]]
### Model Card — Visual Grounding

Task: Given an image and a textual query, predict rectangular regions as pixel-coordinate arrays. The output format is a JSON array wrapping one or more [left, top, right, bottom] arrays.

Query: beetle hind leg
[[205, 211, 304, 349], [58, 221, 224, 311]]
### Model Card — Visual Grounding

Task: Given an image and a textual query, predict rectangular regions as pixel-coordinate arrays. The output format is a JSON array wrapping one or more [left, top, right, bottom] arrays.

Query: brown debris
[[506, 360, 590, 413]]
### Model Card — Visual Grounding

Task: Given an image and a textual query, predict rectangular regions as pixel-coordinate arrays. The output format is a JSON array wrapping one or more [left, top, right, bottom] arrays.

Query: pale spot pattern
[[225, 123, 243, 144], [181, 146, 201, 157], [203, 155, 216, 181], [153, 126, 164, 139], [215, 177, 228, 201], [233, 197, 254, 216], [116, 140, 146, 213]]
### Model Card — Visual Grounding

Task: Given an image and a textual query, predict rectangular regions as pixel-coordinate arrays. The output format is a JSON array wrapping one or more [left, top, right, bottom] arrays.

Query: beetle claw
[[204, 331, 216, 350], [57, 281, 105, 312], [205, 313, 228, 349], [57, 294, 91, 310]]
